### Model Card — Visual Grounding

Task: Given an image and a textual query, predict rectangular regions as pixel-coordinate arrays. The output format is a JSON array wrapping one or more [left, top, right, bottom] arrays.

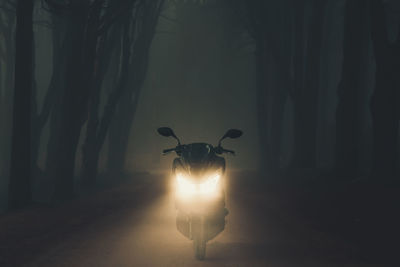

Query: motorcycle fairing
[[172, 143, 225, 180], [176, 210, 226, 242]]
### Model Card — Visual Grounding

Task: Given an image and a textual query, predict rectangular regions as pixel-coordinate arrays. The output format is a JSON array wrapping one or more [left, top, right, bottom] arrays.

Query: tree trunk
[[81, 43, 108, 188], [82, 27, 121, 188], [291, 0, 305, 169], [370, 0, 400, 179], [292, 0, 327, 168], [106, 1, 163, 176], [267, 1, 292, 172], [81, 6, 141, 187], [106, 51, 149, 177], [107, 90, 137, 175], [31, 16, 66, 170], [255, 38, 270, 170], [8, 0, 34, 210], [106, 47, 153, 176], [335, 0, 368, 176], [46, 1, 92, 201], [0, 11, 15, 189]]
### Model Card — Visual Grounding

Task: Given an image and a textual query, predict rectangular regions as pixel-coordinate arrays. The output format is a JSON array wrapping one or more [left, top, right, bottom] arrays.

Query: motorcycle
[[157, 127, 243, 260]]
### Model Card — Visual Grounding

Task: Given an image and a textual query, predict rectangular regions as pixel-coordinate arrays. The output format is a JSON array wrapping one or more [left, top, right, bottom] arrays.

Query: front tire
[[192, 216, 206, 260], [193, 231, 206, 260]]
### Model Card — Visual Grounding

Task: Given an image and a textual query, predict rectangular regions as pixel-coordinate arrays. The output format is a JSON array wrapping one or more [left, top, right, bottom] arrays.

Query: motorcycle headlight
[[176, 173, 196, 195], [199, 173, 220, 194], [176, 172, 221, 196]]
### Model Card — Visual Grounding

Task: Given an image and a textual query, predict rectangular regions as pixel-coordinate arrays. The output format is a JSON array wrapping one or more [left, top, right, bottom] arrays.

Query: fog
[[123, 3, 260, 172], [1, 0, 400, 266]]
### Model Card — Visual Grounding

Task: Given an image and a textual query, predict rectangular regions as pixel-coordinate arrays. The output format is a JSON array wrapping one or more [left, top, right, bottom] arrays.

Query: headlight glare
[[199, 173, 220, 194], [176, 172, 221, 196], [176, 173, 196, 195]]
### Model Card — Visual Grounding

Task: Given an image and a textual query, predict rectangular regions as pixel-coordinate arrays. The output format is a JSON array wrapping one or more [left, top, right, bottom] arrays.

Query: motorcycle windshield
[[176, 143, 222, 178], [182, 143, 214, 165]]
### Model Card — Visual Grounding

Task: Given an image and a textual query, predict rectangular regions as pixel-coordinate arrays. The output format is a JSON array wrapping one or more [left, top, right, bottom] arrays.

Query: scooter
[[157, 127, 243, 260]]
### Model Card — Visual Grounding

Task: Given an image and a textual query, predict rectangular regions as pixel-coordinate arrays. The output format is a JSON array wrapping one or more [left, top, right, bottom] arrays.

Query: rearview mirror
[[157, 127, 175, 137], [218, 129, 243, 146], [157, 127, 181, 145], [223, 129, 243, 139]]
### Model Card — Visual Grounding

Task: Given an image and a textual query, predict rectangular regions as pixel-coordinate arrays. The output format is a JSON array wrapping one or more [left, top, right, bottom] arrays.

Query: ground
[[0, 172, 398, 266]]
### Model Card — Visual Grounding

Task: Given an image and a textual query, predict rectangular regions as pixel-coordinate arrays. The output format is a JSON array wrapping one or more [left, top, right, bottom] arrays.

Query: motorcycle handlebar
[[163, 148, 176, 154], [215, 146, 235, 155], [162, 145, 235, 155]]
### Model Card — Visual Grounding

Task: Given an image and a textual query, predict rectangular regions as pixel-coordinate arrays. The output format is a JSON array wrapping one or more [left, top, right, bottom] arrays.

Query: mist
[[0, 0, 399, 266], [127, 2, 259, 172]]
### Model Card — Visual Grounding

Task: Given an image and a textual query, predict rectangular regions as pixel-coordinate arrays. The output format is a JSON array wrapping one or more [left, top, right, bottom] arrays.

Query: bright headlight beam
[[176, 173, 196, 195], [176, 172, 221, 196], [199, 173, 220, 194]]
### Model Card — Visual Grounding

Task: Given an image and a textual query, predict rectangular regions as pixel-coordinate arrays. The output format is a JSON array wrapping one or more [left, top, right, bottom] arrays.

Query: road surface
[[1, 173, 385, 266]]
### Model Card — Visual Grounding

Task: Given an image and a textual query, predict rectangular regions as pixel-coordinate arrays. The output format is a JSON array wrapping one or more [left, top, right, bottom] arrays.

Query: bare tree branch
[[97, 0, 164, 145]]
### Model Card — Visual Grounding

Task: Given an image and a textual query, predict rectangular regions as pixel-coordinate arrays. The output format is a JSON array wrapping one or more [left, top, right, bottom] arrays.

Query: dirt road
[[1, 174, 384, 266]]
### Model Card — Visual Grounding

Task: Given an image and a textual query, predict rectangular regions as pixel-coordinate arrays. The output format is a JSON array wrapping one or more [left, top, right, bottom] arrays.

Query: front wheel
[[193, 231, 206, 260], [192, 216, 206, 260]]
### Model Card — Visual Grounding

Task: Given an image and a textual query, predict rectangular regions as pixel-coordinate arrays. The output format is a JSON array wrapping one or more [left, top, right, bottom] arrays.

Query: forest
[[0, 0, 399, 265]]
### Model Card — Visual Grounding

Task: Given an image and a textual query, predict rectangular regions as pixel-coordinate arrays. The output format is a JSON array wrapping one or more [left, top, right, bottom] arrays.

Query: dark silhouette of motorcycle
[[157, 127, 243, 260]]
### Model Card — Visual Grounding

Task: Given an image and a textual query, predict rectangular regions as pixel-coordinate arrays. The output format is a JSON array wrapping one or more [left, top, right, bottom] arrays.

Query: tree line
[[0, 0, 398, 212], [232, 0, 399, 180], [1, 0, 164, 210]]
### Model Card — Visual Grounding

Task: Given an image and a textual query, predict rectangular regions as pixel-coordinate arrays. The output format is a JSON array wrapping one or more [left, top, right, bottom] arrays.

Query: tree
[[44, 0, 94, 201], [43, 0, 142, 200], [0, 1, 16, 191], [31, 13, 67, 174], [265, 1, 292, 173], [8, 0, 34, 210], [0, 1, 16, 107], [107, 0, 164, 176], [80, 21, 125, 188], [291, 0, 327, 169], [291, 0, 306, 168], [81, 0, 164, 187], [232, 0, 294, 173], [228, 0, 262, 167], [335, 0, 368, 176], [370, 0, 400, 179]]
